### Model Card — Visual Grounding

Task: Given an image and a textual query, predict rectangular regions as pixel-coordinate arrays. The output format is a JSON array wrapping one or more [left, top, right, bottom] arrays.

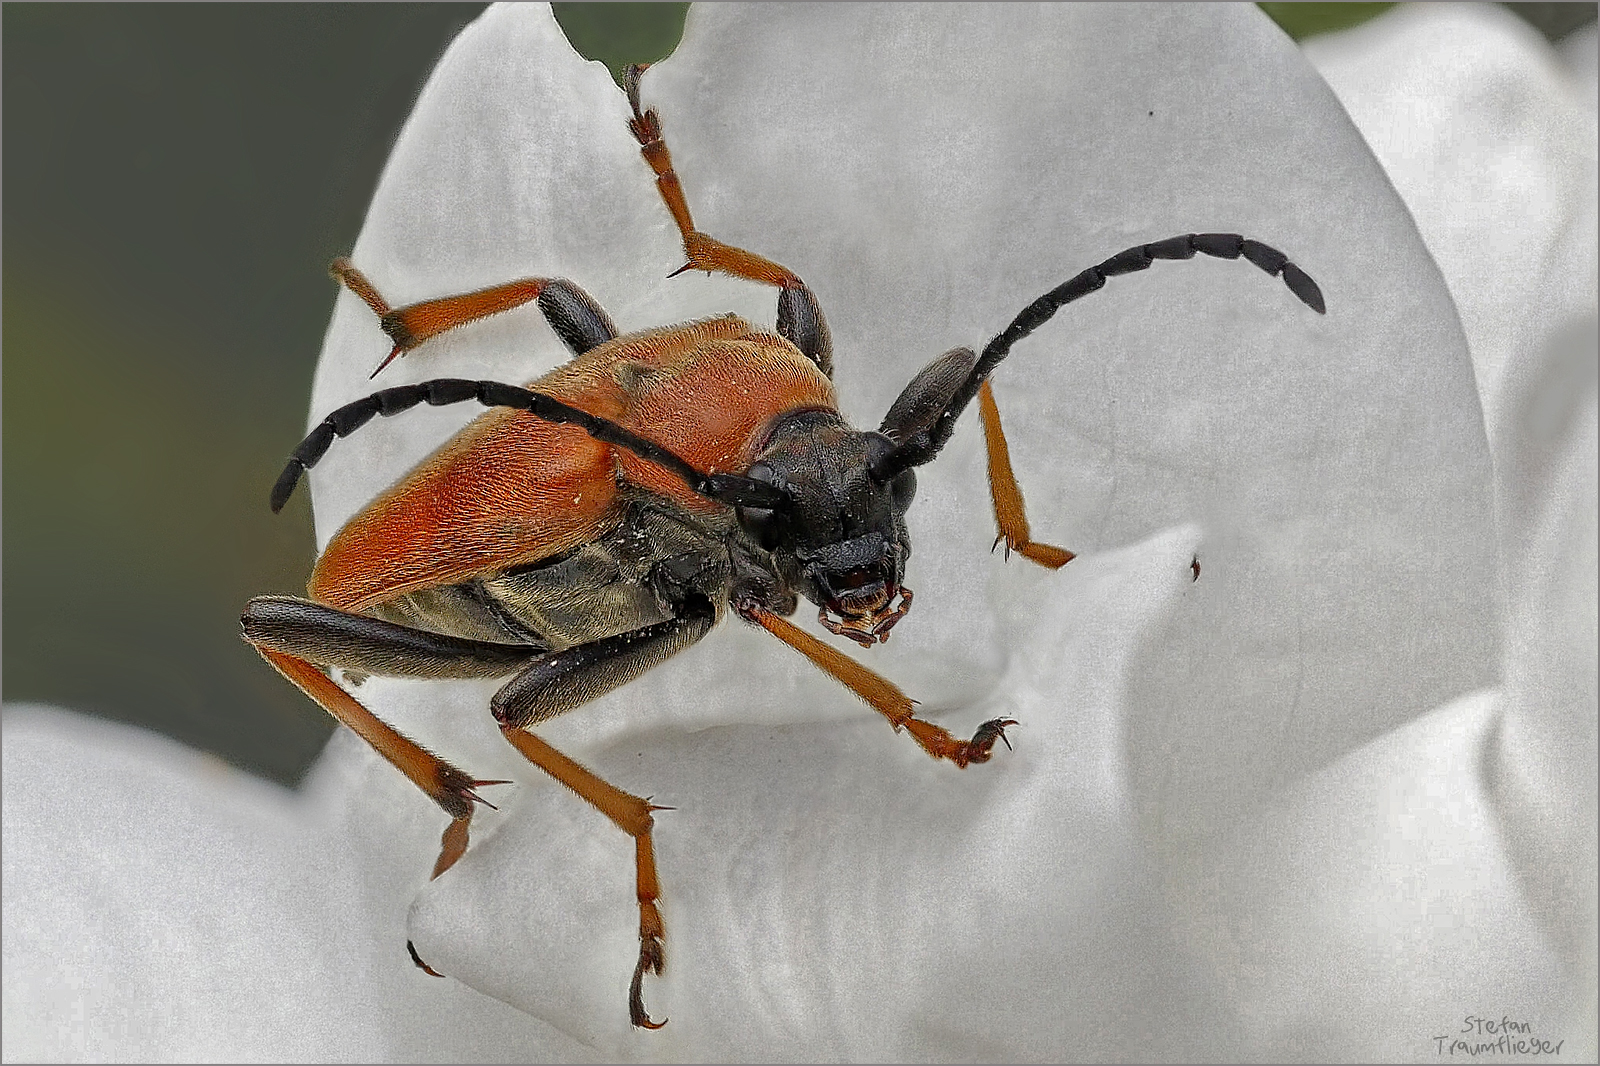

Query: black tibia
[[269, 378, 789, 514], [877, 233, 1326, 477], [242, 596, 539, 679], [777, 284, 834, 378], [538, 280, 618, 356], [491, 596, 718, 728]]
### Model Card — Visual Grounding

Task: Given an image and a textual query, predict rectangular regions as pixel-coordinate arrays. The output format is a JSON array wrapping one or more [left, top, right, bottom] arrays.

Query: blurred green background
[[4, 2, 1593, 786]]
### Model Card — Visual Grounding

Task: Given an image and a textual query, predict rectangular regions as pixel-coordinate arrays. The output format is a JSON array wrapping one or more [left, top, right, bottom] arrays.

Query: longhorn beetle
[[242, 65, 1324, 1028]]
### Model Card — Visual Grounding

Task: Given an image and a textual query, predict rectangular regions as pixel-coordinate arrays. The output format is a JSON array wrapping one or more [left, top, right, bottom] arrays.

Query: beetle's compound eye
[[738, 505, 780, 551], [739, 465, 780, 546], [863, 433, 897, 483], [890, 469, 917, 511]]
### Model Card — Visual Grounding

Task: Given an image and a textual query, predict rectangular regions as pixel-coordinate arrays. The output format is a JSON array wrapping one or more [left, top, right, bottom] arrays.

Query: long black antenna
[[270, 378, 788, 513], [875, 233, 1324, 478]]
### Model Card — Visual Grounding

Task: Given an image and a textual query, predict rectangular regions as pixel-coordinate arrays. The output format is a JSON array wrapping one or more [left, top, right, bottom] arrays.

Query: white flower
[[6, 4, 1593, 1060]]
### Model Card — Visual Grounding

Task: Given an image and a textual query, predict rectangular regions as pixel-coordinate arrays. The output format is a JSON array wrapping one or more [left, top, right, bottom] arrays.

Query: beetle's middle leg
[[489, 599, 718, 1029], [332, 260, 620, 376], [625, 65, 833, 377], [977, 380, 1075, 569]]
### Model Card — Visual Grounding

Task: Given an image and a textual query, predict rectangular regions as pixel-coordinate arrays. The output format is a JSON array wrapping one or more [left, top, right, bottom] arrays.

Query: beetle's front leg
[[977, 380, 1075, 569], [736, 600, 1017, 767], [880, 349, 1072, 570]]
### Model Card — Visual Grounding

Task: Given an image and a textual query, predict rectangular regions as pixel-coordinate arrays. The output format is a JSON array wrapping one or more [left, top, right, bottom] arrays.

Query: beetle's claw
[[625, 66, 664, 147], [965, 717, 1019, 764], [629, 937, 668, 1029], [624, 63, 650, 107], [407, 940, 446, 978]]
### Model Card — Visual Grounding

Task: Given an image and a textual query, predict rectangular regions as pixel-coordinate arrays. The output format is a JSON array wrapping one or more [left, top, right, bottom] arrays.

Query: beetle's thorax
[[738, 409, 917, 646]]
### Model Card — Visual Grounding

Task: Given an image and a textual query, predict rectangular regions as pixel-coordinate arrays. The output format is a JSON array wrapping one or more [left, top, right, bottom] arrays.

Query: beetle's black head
[[738, 409, 917, 646]]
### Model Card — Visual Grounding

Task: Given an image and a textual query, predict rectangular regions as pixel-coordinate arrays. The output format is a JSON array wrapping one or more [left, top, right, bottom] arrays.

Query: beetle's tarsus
[[624, 65, 653, 131], [900, 714, 1017, 767], [407, 940, 446, 978], [963, 717, 1019, 765], [629, 936, 668, 1029], [430, 815, 473, 880], [987, 522, 1074, 570], [1016, 542, 1075, 569], [330, 256, 393, 318]]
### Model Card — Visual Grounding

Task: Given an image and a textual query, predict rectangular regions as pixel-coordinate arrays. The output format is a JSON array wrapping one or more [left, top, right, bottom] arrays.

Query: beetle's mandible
[[242, 64, 1325, 1029]]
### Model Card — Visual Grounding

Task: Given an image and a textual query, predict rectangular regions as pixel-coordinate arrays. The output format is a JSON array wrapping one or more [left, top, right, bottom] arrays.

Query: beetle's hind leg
[[241, 596, 548, 878], [249, 643, 500, 882], [625, 65, 833, 377], [332, 259, 619, 377], [489, 598, 719, 1028]]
